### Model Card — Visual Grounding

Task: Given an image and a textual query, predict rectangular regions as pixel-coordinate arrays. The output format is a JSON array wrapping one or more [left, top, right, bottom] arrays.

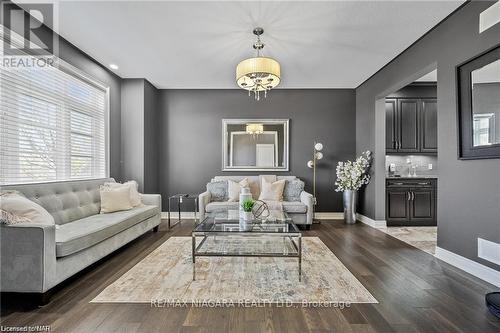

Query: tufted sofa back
[[1, 178, 115, 225]]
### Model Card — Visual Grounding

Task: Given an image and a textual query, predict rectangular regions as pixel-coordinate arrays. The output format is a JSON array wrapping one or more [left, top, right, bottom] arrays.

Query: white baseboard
[[314, 212, 344, 220], [161, 212, 197, 219], [356, 213, 387, 228], [435, 246, 500, 287]]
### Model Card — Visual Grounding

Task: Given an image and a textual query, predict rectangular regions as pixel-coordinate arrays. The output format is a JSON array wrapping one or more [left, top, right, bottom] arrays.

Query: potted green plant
[[241, 199, 255, 222]]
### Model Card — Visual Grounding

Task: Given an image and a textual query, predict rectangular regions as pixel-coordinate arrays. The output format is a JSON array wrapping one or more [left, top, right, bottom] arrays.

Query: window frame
[[0, 27, 110, 185]]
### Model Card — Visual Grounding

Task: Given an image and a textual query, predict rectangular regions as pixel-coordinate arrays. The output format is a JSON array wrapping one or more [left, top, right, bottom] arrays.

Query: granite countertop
[[386, 175, 438, 179]]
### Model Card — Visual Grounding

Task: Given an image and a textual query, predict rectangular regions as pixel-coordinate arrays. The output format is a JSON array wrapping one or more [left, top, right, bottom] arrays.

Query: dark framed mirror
[[457, 44, 500, 159]]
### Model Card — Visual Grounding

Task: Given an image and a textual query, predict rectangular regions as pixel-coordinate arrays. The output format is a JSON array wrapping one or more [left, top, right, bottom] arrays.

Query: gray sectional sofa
[[199, 175, 314, 226], [0, 178, 161, 299]]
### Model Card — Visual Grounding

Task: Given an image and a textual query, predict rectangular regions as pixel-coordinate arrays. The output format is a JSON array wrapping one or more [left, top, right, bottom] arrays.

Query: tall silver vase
[[343, 190, 358, 224]]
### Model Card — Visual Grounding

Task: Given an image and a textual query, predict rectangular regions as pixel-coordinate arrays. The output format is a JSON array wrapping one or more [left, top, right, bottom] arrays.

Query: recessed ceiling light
[[109, 64, 119, 70]]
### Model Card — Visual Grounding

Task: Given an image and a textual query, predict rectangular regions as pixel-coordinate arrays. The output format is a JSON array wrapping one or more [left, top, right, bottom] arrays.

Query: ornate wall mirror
[[222, 119, 289, 171], [457, 45, 500, 159]]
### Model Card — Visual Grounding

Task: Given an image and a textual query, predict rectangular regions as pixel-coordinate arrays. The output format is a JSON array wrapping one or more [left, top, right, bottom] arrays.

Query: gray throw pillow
[[283, 179, 304, 202], [206, 181, 227, 202]]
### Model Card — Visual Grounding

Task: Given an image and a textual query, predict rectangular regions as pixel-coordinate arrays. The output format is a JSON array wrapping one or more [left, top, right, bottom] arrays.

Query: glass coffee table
[[192, 210, 302, 281]]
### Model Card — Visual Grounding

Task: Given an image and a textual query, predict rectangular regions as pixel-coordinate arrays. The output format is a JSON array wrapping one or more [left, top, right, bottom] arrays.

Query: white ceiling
[[25, 1, 464, 89]]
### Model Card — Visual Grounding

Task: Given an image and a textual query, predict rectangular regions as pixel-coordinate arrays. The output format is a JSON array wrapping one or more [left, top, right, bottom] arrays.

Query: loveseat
[[199, 175, 314, 226], [0, 178, 161, 299]]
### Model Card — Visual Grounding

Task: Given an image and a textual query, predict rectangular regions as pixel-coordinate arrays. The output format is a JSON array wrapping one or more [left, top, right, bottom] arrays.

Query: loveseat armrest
[[0, 224, 56, 293], [199, 191, 211, 219], [141, 194, 162, 212], [300, 191, 314, 225]]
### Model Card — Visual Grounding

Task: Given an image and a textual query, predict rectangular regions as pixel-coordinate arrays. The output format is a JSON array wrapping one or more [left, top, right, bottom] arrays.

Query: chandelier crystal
[[236, 27, 281, 101]]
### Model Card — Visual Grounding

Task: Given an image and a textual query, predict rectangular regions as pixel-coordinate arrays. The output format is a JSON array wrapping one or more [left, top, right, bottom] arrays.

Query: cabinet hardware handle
[[411, 192, 415, 200], [407, 192, 411, 201], [393, 182, 403, 185], [417, 182, 429, 185]]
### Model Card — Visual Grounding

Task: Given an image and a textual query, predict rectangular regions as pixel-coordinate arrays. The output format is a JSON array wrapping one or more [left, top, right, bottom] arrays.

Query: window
[[0, 34, 108, 185]]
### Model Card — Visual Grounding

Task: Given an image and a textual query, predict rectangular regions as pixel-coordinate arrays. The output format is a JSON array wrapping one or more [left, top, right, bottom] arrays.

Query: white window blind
[[0, 31, 108, 185]]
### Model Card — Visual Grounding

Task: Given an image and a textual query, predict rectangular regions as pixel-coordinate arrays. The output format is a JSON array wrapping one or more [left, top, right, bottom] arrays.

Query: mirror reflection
[[471, 59, 500, 147], [223, 119, 289, 171]]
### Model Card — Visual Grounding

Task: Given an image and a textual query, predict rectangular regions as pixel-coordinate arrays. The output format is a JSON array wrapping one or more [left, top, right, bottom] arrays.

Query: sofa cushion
[[282, 201, 307, 214], [206, 181, 227, 202], [283, 179, 305, 202], [55, 205, 159, 257], [205, 201, 239, 213]]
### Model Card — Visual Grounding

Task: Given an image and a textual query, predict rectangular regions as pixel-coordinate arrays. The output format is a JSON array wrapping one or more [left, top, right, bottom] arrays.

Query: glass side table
[[168, 194, 198, 230]]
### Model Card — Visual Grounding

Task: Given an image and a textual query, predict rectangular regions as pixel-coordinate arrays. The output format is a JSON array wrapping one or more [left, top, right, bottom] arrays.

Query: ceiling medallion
[[236, 27, 281, 101]]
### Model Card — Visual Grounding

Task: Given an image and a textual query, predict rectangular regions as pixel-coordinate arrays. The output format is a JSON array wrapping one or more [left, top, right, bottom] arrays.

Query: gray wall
[[121, 79, 145, 189], [121, 79, 159, 193], [356, 1, 500, 270], [144, 80, 160, 194], [3, 6, 122, 180], [158, 89, 356, 212]]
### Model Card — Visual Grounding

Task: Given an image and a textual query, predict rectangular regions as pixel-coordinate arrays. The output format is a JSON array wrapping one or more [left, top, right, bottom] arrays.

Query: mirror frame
[[222, 119, 289, 171], [457, 44, 500, 160]]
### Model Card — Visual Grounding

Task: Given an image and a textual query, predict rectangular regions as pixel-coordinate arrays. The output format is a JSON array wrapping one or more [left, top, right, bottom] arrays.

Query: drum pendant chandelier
[[236, 27, 281, 101]]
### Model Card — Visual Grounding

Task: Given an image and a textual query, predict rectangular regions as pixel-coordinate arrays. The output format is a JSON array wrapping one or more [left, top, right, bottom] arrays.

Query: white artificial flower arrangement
[[335, 151, 372, 192]]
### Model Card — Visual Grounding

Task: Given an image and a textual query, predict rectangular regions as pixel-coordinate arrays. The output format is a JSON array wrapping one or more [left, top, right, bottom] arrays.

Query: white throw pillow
[[0, 192, 55, 225], [258, 179, 286, 202], [104, 180, 142, 207], [227, 178, 250, 202], [100, 186, 133, 213]]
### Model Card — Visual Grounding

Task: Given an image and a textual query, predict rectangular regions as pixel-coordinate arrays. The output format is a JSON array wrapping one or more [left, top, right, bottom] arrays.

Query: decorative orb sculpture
[[315, 152, 323, 160], [252, 200, 270, 219], [314, 142, 323, 151], [307, 160, 314, 168]]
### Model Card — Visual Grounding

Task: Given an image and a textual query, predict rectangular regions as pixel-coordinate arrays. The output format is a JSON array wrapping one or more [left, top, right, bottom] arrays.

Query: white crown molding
[[356, 214, 387, 228], [435, 246, 500, 287]]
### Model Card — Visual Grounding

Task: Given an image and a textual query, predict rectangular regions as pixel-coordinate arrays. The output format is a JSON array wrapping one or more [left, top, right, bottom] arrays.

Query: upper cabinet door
[[398, 99, 420, 152], [386, 99, 398, 153], [420, 99, 438, 153]]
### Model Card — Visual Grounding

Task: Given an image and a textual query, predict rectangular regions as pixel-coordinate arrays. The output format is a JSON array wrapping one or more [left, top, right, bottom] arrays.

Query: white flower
[[334, 151, 372, 191]]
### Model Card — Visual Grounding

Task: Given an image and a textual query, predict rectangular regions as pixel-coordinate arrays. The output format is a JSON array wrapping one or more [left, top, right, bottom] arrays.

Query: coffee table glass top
[[194, 210, 299, 234]]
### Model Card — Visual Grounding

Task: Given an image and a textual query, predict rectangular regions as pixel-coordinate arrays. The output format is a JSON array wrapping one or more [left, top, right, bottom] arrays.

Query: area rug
[[91, 237, 377, 304], [379, 226, 437, 255]]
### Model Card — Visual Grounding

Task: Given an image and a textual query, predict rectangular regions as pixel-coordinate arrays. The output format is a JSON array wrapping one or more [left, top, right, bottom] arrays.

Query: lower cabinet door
[[409, 188, 436, 225], [386, 188, 410, 226]]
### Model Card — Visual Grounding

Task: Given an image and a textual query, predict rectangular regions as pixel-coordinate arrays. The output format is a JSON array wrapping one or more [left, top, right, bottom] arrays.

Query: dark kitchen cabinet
[[420, 99, 438, 153], [386, 179, 436, 226], [386, 187, 410, 223], [386, 99, 398, 153], [398, 99, 420, 152], [410, 188, 436, 224], [385, 97, 437, 154]]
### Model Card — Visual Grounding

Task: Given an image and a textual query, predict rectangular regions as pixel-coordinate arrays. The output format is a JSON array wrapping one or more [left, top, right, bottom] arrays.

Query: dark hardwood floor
[[1, 220, 499, 332]]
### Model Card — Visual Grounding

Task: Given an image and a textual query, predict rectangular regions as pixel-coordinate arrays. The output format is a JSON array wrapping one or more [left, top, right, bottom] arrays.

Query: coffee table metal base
[[191, 233, 302, 282]]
